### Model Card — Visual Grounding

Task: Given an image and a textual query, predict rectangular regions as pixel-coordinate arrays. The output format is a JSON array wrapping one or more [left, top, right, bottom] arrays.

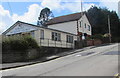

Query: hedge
[[2, 35, 39, 52]]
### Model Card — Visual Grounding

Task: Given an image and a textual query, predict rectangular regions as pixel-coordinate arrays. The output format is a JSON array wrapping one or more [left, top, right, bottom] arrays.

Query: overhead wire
[[7, 0, 13, 15]]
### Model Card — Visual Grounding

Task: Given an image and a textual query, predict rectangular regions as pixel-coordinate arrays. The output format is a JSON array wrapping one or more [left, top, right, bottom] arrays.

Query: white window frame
[[52, 32, 61, 41], [88, 25, 91, 31], [40, 30, 44, 39], [85, 23, 86, 28], [30, 31, 34, 38], [80, 21, 81, 27], [66, 35, 73, 43]]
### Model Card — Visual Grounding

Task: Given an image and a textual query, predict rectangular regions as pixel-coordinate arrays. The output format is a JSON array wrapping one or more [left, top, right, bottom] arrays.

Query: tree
[[86, 6, 120, 42]]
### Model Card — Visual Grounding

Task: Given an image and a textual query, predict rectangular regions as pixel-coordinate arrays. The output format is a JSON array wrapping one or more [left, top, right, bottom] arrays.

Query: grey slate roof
[[46, 12, 83, 25]]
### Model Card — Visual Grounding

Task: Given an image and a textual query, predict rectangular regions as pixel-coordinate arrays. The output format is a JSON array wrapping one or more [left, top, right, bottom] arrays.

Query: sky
[[0, 0, 119, 34]]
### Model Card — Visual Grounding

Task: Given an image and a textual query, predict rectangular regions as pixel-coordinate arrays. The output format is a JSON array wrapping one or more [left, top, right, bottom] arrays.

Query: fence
[[39, 38, 74, 49], [87, 39, 102, 46], [74, 40, 87, 49], [74, 39, 103, 49]]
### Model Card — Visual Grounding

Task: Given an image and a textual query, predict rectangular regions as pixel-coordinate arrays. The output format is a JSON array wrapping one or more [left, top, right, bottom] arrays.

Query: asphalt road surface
[[1, 43, 119, 76]]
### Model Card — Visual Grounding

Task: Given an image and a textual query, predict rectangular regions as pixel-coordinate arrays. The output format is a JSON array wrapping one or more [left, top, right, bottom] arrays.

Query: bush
[[88, 34, 104, 41], [23, 36, 39, 49], [2, 35, 39, 52], [2, 35, 41, 62]]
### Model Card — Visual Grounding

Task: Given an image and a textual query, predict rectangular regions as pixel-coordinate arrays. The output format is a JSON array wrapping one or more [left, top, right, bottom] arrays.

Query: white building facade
[[2, 21, 77, 49], [47, 13, 92, 40]]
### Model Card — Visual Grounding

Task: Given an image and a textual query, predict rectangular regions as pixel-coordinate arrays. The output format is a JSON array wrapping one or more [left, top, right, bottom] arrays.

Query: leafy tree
[[86, 6, 120, 42]]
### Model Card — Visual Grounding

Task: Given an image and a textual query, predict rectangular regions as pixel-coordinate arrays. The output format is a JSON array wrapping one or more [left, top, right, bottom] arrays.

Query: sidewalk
[[0, 45, 98, 70]]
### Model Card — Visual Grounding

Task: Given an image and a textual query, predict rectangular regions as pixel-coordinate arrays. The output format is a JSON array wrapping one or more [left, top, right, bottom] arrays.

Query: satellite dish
[[37, 7, 54, 27]]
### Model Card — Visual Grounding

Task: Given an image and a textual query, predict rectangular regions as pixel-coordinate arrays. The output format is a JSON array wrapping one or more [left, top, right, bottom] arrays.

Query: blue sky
[[2, 2, 41, 15], [2, 2, 100, 16], [0, 0, 119, 33]]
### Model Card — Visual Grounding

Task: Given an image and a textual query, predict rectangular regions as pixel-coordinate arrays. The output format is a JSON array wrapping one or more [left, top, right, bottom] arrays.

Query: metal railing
[[39, 38, 74, 48]]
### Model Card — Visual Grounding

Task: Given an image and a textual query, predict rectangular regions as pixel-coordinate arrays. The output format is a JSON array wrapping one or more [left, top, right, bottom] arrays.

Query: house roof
[[46, 12, 84, 25], [2, 21, 76, 36], [2, 21, 40, 35]]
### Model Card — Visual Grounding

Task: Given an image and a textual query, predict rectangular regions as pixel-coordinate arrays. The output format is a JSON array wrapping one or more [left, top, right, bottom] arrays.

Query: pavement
[[1, 45, 96, 70], [1, 43, 119, 76]]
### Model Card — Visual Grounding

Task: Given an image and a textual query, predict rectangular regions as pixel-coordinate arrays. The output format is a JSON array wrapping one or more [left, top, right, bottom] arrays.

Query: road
[[1, 43, 119, 76]]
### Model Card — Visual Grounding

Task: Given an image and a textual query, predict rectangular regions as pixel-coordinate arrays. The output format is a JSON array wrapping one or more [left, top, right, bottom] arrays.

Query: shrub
[[88, 34, 104, 41], [2, 35, 41, 62], [23, 36, 39, 49], [2, 35, 39, 52]]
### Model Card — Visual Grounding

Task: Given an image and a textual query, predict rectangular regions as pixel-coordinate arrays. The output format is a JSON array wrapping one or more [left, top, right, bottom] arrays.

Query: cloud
[[41, 0, 94, 13], [99, 0, 119, 13], [61, 2, 81, 13], [83, 3, 95, 11], [0, 5, 13, 33], [0, 4, 43, 34], [12, 4, 42, 23], [41, 0, 62, 10]]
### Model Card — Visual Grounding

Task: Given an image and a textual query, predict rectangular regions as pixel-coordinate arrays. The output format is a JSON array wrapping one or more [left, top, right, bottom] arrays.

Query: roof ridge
[[47, 12, 84, 25], [53, 12, 82, 19]]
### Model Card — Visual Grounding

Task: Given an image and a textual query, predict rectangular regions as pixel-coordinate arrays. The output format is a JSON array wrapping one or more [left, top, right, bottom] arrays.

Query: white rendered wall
[[78, 14, 92, 35], [35, 28, 76, 48], [48, 14, 92, 35], [48, 21, 78, 35]]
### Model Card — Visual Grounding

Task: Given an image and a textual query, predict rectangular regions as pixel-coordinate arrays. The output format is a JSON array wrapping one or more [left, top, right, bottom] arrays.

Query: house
[[2, 21, 77, 49], [47, 12, 92, 40], [2, 12, 92, 49]]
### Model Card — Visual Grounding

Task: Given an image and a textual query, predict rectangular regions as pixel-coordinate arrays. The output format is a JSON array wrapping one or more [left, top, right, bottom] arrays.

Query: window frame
[[79, 21, 81, 27], [30, 31, 35, 38], [88, 25, 91, 31], [66, 35, 73, 43], [85, 23, 86, 28], [52, 32, 61, 41], [40, 30, 44, 39]]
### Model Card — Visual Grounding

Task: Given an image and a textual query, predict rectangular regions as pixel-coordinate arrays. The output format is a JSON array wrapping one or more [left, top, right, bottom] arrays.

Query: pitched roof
[[46, 12, 84, 25], [2, 21, 40, 35], [2, 21, 76, 35]]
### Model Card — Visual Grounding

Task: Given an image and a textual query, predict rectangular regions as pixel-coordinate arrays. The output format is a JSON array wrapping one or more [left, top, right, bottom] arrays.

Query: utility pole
[[81, 0, 85, 40], [108, 15, 111, 43]]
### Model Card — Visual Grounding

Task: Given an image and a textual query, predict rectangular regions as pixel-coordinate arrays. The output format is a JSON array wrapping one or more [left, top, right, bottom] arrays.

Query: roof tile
[[46, 12, 83, 25]]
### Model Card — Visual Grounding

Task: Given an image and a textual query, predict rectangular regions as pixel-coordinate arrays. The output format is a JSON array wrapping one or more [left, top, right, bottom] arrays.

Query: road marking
[[75, 55, 82, 57]]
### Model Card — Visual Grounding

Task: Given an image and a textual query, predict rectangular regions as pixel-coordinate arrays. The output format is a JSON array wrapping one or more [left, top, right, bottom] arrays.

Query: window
[[40, 30, 44, 39], [66, 35, 73, 43], [88, 25, 91, 31], [30, 31, 34, 38], [79, 21, 81, 27], [52, 32, 61, 41], [85, 23, 86, 28]]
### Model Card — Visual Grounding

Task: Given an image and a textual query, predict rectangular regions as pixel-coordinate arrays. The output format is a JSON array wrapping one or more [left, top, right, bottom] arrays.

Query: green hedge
[[88, 34, 104, 40], [2, 35, 39, 52]]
